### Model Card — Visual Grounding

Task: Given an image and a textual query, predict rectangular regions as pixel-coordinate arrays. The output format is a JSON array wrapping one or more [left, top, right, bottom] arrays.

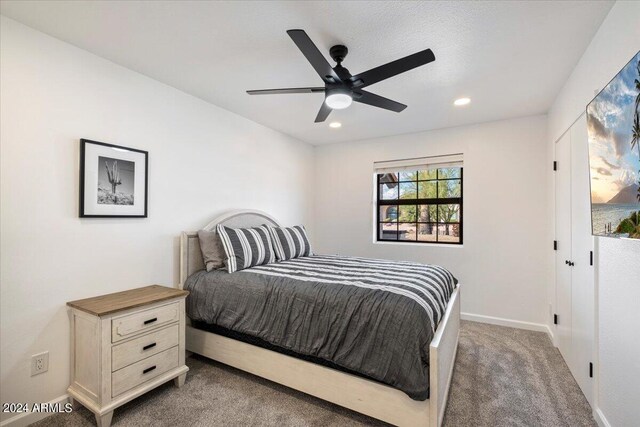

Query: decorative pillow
[[216, 224, 276, 273], [197, 229, 226, 272], [268, 225, 313, 261]]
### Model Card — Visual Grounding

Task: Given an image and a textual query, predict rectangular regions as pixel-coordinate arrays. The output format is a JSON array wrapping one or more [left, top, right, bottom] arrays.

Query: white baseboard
[[461, 312, 553, 341], [545, 323, 556, 345], [593, 407, 611, 427], [0, 394, 69, 427]]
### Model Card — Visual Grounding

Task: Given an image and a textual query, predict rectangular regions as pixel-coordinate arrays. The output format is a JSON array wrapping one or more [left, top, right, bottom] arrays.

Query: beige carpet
[[32, 321, 595, 427]]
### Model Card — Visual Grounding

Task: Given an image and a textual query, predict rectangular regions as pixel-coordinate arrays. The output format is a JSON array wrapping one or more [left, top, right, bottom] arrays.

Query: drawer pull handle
[[143, 317, 158, 325], [143, 365, 156, 374], [143, 343, 157, 351]]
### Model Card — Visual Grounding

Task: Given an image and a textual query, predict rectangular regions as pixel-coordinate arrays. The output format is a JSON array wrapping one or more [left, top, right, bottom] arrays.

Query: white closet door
[[555, 132, 572, 361], [570, 115, 594, 405]]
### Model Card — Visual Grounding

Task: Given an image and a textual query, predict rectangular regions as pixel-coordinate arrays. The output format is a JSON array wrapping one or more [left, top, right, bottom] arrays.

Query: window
[[375, 156, 463, 244]]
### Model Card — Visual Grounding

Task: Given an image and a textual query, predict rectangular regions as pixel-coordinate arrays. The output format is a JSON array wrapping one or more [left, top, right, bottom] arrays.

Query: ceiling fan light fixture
[[454, 97, 471, 106], [329, 122, 342, 128], [325, 90, 353, 109], [247, 30, 435, 122]]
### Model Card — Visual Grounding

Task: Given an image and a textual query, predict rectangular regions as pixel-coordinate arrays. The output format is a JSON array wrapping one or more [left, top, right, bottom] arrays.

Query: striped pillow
[[216, 224, 276, 273], [268, 225, 313, 261]]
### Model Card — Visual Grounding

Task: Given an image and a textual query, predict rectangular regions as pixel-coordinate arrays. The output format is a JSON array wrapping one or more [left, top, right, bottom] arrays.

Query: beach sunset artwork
[[587, 51, 640, 239]]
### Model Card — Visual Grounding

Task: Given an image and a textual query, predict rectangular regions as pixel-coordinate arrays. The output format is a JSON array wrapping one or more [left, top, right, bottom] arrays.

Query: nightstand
[[67, 285, 189, 427]]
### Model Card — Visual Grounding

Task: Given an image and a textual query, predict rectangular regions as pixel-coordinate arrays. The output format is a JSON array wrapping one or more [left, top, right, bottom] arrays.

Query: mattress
[[184, 254, 457, 400]]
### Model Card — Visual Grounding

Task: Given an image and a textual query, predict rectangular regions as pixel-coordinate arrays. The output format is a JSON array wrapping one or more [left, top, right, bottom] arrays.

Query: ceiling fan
[[247, 29, 436, 123]]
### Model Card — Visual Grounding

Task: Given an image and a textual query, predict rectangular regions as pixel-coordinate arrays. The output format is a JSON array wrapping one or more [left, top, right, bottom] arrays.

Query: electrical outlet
[[31, 351, 49, 376]]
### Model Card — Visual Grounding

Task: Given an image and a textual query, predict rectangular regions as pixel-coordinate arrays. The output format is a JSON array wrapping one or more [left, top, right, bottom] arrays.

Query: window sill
[[373, 241, 464, 248]]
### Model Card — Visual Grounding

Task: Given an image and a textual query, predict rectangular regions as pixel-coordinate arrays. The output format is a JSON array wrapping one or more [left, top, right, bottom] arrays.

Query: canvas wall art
[[587, 51, 640, 239], [80, 139, 148, 217]]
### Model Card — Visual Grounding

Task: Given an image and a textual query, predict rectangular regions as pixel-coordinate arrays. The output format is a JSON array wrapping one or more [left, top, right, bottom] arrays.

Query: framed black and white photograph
[[79, 139, 148, 217]]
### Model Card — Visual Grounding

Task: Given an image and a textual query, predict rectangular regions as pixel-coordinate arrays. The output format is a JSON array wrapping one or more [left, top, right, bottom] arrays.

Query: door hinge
[[553, 161, 557, 171], [590, 251, 593, 266], [554, 240, 558, 251], [553, 314, 558, 325], [589, 362, 594, 378]]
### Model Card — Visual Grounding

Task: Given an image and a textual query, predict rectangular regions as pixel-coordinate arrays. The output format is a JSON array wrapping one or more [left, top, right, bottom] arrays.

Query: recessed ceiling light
[[454, 97, 471, 106], [329, 122, 342, 129]]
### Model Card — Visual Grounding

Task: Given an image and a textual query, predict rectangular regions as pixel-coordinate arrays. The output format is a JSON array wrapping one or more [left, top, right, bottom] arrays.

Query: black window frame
[[376, 167, 463, 245]]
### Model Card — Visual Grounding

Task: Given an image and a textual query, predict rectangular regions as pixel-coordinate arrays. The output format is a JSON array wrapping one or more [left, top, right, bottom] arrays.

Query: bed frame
[[179, 210, 460, 426]]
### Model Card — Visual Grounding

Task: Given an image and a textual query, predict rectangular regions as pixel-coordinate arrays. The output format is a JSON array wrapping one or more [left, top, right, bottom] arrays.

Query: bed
[[179, 210, 460, 426]]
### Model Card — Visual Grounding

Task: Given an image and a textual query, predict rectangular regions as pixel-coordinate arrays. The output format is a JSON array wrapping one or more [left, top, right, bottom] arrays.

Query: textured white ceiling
[[1, 1, 613, 144]]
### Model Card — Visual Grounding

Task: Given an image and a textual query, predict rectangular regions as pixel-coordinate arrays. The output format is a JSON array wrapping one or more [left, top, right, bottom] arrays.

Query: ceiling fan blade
[[315, 101, 332, 123], [247, 87, 325, 95], [350, 48, 435, 89], [287, 29, 341, 84], [353, 90, 407, 112]]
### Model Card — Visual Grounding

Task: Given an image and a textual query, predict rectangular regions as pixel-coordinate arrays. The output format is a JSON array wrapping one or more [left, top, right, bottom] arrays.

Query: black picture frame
[[79, 139, 148, 218]]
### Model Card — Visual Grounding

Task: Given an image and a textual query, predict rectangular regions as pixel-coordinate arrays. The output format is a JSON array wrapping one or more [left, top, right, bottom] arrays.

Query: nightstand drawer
[[112, 302, 179, 342], [112, 346, 179, 397], [112, 324, 179, 371]]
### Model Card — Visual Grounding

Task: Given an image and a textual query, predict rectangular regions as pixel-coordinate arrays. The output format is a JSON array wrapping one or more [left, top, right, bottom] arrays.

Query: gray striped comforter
[[185, 254, 457, 400]]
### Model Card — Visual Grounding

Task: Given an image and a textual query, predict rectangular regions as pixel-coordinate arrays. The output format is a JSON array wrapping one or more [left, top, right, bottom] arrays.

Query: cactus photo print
[[79, 139, 148, 217], [98, 157, 135, 205]]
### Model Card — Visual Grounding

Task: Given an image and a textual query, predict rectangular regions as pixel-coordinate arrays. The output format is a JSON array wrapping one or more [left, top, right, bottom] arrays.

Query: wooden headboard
[[179, 209, 282, 288]]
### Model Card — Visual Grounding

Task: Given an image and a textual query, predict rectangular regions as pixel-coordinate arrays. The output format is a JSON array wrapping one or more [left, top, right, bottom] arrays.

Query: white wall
[[547, 2, 640, 425], [595, 237, 640, 426], [548, 1, 640, 145], [0, 17, 314, 423], [314, 115, 550, 327]]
